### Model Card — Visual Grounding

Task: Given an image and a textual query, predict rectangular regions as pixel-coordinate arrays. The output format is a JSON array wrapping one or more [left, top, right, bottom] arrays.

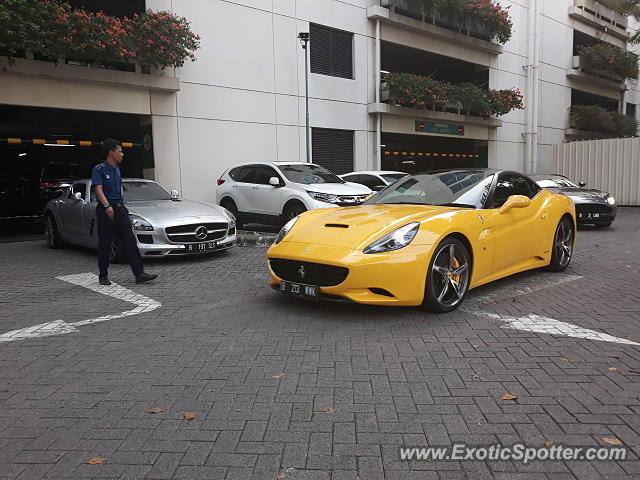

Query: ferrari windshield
[[122, 181, 172, 201], [532, 176, 579, 189], [364, 171, 495, 209], [279, 164, 344, 184]]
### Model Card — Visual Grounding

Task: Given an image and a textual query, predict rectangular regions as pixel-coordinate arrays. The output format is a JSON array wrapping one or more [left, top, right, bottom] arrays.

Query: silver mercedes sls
[[43, 178, 236, 262]]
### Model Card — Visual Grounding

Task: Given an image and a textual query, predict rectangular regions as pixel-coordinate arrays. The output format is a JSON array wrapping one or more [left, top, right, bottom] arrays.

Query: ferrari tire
[[595, 222, 612, 229], [220, 198, 244, 229], [547, 217, 574, 272], [109, 238, 127, 264], [422, 237, 471, 313], [44, 214, 65, 249]]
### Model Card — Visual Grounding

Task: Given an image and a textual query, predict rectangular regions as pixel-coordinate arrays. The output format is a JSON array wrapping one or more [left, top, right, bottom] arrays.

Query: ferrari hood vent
[[325, 223, 349, 228]]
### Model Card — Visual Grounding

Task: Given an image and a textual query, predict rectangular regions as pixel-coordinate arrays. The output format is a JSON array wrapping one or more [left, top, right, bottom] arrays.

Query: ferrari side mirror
[[499, 195, 531, 214], [579, 182, 586, 188]]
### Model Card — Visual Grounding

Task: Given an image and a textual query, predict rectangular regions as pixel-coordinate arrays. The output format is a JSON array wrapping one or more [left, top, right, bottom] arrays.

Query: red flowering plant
[[0, 0, 200, 70], [127, 10, 201, 69], [486, 88, 524, 116], [406, 0, 513, 44], [466, 0, 513, 44], [579, 43, 639, 80], [384, 72, 523, 117]]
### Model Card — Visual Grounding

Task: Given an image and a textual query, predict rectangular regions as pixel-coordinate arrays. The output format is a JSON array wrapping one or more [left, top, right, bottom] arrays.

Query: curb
[[236, 230, 277, 247]]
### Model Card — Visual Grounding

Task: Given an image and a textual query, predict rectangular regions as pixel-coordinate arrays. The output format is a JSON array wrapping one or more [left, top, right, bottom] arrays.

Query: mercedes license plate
[[280, 281, 319, 300], [185, 241, 217, 253]]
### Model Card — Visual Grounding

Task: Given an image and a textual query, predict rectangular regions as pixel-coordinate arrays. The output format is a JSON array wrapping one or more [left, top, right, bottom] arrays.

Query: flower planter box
[[573, 55, 625, 83], [380, 0, 507, 44]]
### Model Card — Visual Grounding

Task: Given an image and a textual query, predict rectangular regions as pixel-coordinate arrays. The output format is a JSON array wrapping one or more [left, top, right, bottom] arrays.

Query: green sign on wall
[[415, 121, 464, 136]]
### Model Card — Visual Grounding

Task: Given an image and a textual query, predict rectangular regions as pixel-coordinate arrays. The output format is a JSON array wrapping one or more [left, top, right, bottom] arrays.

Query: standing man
[[92, 139, 157, 286]]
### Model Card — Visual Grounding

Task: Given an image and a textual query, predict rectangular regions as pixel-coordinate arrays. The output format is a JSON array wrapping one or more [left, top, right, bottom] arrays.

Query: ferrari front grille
[[269, 258, 349, 287]]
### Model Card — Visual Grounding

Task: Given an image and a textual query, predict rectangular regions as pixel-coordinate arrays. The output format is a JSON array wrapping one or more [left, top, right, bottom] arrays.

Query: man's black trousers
[[97, 204, 144, 278]]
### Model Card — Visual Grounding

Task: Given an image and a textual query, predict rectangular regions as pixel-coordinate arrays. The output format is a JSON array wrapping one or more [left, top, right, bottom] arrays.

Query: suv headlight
[[307, 191, 338, 204], [129, 214, 153, 231], [606, 195, 616, 206], [274, 216, 299, 244], [364, 222, 420, 254]]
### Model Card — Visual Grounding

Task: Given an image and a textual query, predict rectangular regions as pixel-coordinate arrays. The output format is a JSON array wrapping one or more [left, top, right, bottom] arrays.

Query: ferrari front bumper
[[267, 241, 435, 306]]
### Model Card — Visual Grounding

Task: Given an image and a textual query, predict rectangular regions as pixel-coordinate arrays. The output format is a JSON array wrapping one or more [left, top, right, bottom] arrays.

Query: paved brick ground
[[0, 209, 639, 479]]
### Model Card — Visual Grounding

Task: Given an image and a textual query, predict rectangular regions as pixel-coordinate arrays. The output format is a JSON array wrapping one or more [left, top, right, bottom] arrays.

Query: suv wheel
[[282, 203, 306, 224], [220, 199, 244, 228]]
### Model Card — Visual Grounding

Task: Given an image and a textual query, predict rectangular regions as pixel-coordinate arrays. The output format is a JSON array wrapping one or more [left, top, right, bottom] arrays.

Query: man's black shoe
[[99, 276, 112, 286], [135, 273, 158, 284]]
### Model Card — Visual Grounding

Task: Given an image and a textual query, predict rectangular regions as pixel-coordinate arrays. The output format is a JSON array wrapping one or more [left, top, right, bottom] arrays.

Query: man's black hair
[[102, 138, 121, 159]]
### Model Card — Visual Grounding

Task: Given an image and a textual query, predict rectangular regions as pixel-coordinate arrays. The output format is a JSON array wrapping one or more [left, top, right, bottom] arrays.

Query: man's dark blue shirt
[[91, 161, 123, 203]]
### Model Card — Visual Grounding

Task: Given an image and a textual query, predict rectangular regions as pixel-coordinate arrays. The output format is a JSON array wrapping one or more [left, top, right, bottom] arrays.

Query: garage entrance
[[381, 133, 488, 174], [0, 105, 153, 237]]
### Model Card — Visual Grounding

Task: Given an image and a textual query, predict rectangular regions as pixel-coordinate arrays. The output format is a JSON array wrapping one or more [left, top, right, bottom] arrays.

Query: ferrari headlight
[[606, 195, 616, 206], [129, 214, 153, 231], [364, 222, 420, 254], [274, 216, 299, 244], [307, 191, 338, 204]]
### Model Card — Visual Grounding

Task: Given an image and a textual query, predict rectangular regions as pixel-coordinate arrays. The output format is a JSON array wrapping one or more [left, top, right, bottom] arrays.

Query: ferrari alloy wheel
[[548, 217, 574, 272], [44, 214, 64, 249], [423, 237, 471, 313]]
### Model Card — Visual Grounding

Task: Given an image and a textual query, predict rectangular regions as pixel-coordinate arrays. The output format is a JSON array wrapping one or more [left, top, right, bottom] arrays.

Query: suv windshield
[[122, 181, 172, 201], [365, 171, 495, 209], [279, 164, 344, 184], [533, 177, 579, 189]]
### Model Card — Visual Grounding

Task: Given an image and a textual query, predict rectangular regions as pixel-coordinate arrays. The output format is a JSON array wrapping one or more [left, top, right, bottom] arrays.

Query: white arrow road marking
[[477, 311, 640, 346], [0, 273, 161, 343], [463, 272, 639, 347]]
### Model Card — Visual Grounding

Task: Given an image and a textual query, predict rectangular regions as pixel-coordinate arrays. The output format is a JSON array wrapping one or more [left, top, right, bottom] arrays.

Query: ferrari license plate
[[280, 281, 319, 300], [184, 241, 217, 253]]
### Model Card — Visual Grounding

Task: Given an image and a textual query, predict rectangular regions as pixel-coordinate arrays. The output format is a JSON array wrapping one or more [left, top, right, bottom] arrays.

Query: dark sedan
[[530, 174, 616, 228]]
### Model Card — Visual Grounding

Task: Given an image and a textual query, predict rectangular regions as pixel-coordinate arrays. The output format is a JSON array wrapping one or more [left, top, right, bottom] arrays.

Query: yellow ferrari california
[[266, 169, 576, 312]]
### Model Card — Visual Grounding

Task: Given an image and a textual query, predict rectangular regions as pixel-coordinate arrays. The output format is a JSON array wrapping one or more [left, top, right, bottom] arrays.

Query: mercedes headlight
[[129, 214, 153, 231], [606, 195, 616, 206], [307, 191, 338, 204], [222, 207, 236, 229], [274, 216, 299, 244], [364, 222, 420, 254]]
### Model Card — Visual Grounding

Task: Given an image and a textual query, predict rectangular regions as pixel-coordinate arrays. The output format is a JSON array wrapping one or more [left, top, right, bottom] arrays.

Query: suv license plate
[[185, 242, 217, 253], [280, 281, 319, 300]]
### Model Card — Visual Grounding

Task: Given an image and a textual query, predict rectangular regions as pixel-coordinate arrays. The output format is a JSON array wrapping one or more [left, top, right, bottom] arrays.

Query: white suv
[[216, 162, 372, 227]]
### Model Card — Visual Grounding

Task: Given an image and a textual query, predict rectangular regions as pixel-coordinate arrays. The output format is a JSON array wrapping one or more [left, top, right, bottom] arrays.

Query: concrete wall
[[1, 0, 637, 204]]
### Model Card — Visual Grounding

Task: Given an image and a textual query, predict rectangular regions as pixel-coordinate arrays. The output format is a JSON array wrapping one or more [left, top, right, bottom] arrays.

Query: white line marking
[[0, 273, 161, 343], [463, 272, 639, 347]]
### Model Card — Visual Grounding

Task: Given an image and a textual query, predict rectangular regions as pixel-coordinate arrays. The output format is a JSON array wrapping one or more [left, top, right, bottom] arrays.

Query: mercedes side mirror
[[499, 195, 531, 214], [170, 189, 180, 200], [73, 192, 83, 201], [269, 177, 283, 187], [579, 182, 586, 188]]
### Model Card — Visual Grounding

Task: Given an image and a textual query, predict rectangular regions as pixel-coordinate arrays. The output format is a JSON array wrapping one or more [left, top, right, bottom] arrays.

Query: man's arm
[[95, 185, 114, 220]]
